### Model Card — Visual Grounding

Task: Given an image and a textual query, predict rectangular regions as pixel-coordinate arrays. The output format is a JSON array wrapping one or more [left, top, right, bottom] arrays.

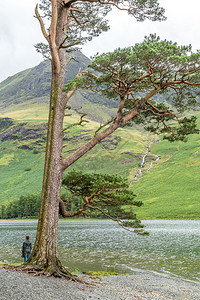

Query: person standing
[[22, 235, 32, 262]]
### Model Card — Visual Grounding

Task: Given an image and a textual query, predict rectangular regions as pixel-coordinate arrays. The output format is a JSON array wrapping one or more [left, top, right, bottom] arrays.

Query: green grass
[[0, 106, 200, 219], [0, 102, 49, 121], [131, 133, 200, 219], [0, 142, 44, 204], [0, 261, 19, 266]]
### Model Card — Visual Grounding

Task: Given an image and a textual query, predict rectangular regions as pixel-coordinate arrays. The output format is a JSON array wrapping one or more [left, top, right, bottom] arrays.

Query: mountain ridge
[[0, 51, 117, 122]]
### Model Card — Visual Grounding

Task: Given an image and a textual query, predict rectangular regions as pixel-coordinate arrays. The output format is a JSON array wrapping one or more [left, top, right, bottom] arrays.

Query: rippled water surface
[[0, 220, 199, 282]]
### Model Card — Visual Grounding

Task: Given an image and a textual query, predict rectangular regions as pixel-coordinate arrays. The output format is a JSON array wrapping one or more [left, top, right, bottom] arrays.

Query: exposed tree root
[[0, 263, 93, 285]]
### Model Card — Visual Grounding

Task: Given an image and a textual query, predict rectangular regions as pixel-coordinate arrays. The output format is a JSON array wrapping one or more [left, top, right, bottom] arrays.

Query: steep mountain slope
[[0, 51, 91, 104], [0, 51, 117, 122]]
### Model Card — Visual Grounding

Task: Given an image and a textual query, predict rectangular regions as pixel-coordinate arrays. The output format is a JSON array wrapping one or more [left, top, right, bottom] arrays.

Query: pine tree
[[20, 0, 167, 279]]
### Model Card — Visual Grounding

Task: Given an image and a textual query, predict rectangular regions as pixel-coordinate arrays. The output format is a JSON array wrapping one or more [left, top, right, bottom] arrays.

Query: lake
[[0, 220, 199, 282]]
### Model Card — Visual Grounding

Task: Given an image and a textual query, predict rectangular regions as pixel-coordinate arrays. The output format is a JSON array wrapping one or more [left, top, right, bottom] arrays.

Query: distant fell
[[0, 51, 117, 122]]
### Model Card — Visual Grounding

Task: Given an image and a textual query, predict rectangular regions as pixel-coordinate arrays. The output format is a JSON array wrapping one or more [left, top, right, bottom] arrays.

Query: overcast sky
[[0, 0, 200, 82]]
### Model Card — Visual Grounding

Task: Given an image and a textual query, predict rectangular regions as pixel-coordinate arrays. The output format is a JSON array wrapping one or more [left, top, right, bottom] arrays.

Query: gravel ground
[[0, 268, 200, 300]]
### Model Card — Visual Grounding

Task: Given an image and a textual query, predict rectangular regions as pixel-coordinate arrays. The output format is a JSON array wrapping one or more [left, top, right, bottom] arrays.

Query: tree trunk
[[28, 68, 65, 272], [27, 5, 70, 275]]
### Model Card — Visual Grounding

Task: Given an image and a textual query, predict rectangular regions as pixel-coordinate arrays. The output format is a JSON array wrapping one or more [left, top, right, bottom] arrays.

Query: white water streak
[[129, 139, 160, 186]]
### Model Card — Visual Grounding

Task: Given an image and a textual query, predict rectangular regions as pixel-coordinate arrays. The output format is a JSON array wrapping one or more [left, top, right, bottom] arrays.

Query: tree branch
[[62, 120, 121, 169], [59, 40, 81, 49], [59, 189, 103, 218], [116, 218, 144, 233], [122, 87, 161, 124], [50, 0, 58, 42], [49, 0, 60, 73], [59, 198, 86, 217], [65, 70, 85, 103], [97, 0, 129, 12], [35, 4, 49, 42], [87, 204, 117, 220], [94, 118, 114, 135], [63, 108, 88, 132]]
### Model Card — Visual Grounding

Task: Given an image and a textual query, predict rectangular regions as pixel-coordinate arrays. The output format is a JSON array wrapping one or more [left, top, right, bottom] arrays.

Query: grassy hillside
[[0, 144, 44, 204], [0, 106, 199, 219], [0, 109, 151, 205], [131, 114, 200, 220]]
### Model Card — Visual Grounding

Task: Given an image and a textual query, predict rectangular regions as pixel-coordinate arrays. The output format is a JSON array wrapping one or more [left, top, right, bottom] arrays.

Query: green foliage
[[36, 1, 111, 58], [62, 170, 146, 232], [36, 0, 165, 58], [63, 170, 128, 193], [0, 193, 41, 219], [162, 116, 199, 142], [62, 170, 139, 204], [122, 219, 145, 228], [0, 118, 14, 133], [33, 149, 39, 154], [74, 34, 200, 142], [85, 271, 119, 279]]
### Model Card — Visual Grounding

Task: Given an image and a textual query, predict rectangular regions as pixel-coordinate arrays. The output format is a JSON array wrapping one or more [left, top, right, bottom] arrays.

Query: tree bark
[[27, 3, 71, 277], [29, 69, 65, 272]]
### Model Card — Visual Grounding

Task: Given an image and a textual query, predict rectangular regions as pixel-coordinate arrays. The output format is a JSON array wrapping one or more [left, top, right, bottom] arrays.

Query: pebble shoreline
[[0, 268, 200, 299]]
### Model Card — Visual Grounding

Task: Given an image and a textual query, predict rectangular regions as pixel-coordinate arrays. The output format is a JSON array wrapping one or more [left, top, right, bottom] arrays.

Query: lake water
[[0, 220, 199, 282]]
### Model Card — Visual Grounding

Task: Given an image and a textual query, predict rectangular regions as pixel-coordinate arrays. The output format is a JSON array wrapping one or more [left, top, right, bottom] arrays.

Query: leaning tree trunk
[[29, 69, 66, 275], [26, 4, 73, 278]]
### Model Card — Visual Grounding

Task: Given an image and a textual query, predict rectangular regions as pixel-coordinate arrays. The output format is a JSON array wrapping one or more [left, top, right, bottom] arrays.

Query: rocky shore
[[1, 267, 200, 299]]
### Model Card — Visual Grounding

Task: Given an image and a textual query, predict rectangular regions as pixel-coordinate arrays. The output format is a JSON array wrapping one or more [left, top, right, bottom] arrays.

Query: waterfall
[[129, 139, 160, 186]]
